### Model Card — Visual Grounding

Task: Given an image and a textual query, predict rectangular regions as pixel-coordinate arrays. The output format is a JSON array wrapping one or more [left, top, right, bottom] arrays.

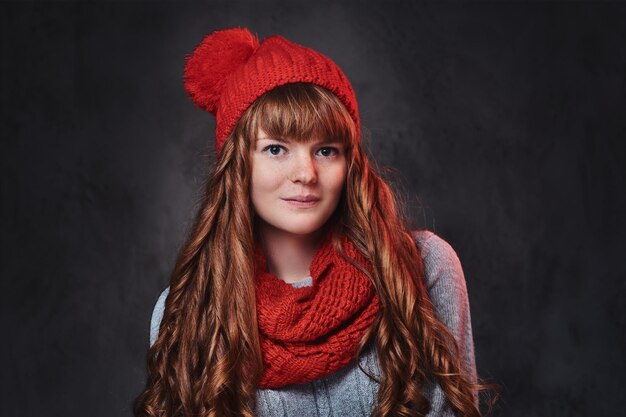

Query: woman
[[136, 28, 487, 417]]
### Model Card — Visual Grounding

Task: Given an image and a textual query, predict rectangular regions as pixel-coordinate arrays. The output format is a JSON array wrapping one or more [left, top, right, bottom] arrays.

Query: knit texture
[[255, 234, 380, 388], [183, 28, 360, 154], [149, 231, 477, 416], [184, 28, 259, 115]]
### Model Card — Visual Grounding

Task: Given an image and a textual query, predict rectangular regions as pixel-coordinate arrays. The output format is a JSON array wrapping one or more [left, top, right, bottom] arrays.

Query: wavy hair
[[135, 83, 489, 417]]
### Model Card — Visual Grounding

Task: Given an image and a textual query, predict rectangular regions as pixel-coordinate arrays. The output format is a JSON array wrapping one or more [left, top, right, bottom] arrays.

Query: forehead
[[255, 128, 344, 145], [242, 83, 356, 149]]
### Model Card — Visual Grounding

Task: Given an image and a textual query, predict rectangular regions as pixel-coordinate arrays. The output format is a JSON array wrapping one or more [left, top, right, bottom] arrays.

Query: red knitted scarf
[[254, 234, 380, 388]]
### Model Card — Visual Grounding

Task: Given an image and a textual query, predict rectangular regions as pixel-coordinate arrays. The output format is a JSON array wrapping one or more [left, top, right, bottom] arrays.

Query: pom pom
[[184, 28, 259, 114]]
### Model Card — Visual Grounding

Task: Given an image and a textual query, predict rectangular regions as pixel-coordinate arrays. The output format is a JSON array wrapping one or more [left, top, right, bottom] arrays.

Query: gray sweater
[[149, 230, 477, 416]]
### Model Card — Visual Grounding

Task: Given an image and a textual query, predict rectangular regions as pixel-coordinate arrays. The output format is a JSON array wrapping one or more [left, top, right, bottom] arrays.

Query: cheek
[[327, 167, 347, 196], [250, 166, 282, 204]]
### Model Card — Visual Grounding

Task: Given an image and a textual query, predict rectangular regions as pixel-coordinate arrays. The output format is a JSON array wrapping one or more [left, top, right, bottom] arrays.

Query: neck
[[257, 222, 325, 283]]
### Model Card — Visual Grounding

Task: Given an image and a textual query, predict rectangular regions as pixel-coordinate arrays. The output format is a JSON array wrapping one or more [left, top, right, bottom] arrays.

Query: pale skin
[[249, 129, 347, 283]]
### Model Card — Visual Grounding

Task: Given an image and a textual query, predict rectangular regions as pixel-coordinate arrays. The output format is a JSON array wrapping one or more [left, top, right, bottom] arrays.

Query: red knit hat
[[184, 28, 360, 154]]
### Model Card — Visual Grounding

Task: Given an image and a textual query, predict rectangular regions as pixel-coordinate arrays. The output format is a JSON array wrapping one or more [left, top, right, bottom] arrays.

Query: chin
[[280, 222, 326, 236], [268, 215, 331, 236]]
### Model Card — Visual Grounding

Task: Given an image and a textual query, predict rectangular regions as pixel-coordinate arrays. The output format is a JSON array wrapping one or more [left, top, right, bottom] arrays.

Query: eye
[[262, 144, 286, 156], [317, 146, 340, 157]]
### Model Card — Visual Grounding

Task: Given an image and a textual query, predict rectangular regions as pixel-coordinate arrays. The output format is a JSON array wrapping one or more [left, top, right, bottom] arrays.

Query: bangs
[[246, 83, 356, 146]]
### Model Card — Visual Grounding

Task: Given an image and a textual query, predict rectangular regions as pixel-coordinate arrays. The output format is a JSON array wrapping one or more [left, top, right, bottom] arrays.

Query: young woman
[[136, 28, 487, 417]]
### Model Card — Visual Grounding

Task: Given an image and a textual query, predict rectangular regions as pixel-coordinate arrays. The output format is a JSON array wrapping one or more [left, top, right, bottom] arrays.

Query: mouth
[[282, 195, 320, 208], [283, 195, 321, 202]]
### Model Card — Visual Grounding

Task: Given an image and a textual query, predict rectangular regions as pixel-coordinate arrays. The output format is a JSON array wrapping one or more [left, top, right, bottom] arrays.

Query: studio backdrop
[[1, 2, 625, 417]]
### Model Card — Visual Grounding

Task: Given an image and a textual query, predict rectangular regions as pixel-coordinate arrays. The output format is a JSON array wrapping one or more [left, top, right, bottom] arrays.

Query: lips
[[283, 195, 320, 202], [282, 195, 321, 208]]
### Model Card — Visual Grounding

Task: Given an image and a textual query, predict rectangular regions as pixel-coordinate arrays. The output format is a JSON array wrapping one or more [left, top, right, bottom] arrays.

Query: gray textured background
[[2, 1, 625, 416]]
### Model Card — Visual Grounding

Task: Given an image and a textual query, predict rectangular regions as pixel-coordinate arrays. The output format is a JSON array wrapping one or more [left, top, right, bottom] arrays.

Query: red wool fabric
[[183, 27, 360, 154], [255, 235, 380, 388]]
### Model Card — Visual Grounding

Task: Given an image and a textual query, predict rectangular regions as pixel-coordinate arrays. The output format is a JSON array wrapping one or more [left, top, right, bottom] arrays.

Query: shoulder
[[410, 230, 465, 292], [412, 231, 478, 388], [149, 287, 170, 347]]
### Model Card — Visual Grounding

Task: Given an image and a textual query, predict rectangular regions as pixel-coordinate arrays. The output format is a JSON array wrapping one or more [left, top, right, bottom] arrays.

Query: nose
[[290, 153, 318, 184]]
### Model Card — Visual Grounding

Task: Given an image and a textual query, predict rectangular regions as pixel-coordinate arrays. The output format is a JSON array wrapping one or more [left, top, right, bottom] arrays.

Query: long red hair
[[135, 83, 488, 416]]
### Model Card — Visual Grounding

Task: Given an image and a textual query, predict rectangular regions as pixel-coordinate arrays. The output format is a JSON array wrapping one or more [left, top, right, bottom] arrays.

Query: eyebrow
[[256, 136, 343, 145], [256, 136, 289, 143]]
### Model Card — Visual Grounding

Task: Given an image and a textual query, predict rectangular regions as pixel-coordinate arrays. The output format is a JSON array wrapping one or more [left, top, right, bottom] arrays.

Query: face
[[250, 128, 347, 237]]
